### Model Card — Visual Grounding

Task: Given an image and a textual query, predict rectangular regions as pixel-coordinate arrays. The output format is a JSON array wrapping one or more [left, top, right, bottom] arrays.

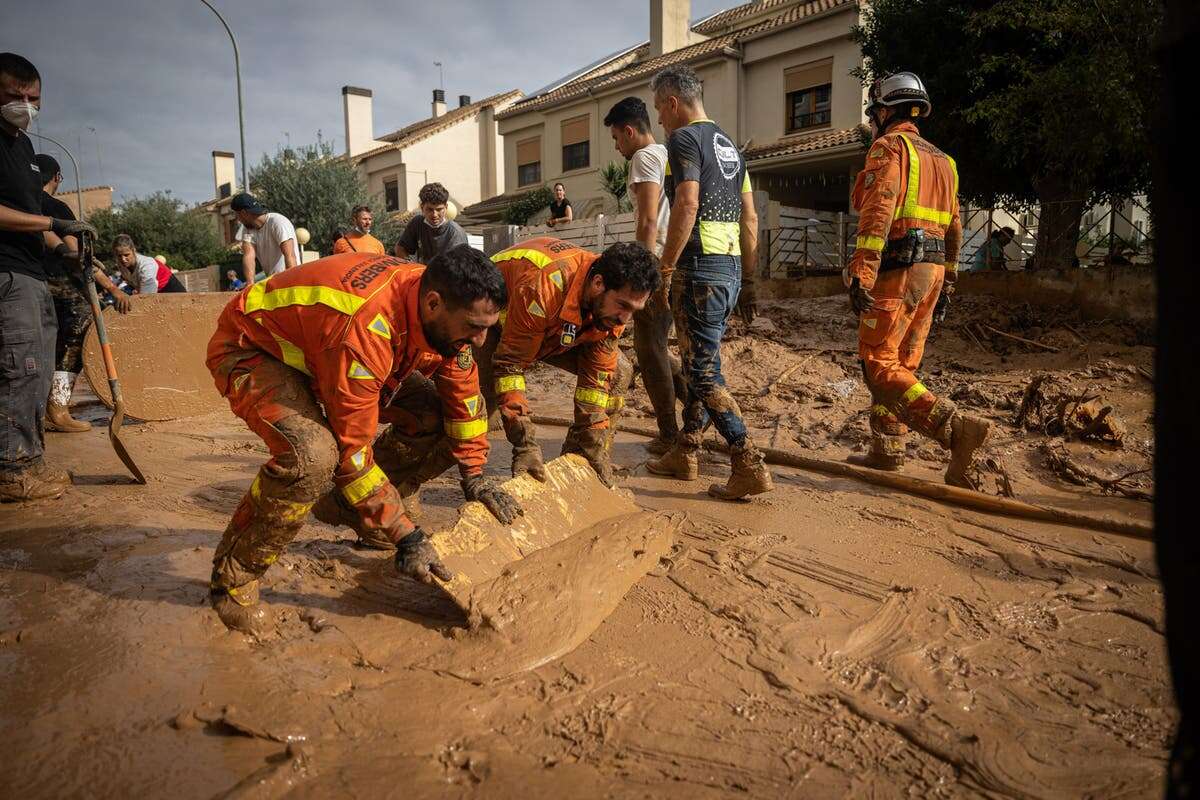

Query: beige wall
[[55, 186, 113, 220], [403, 117, 489, 208]]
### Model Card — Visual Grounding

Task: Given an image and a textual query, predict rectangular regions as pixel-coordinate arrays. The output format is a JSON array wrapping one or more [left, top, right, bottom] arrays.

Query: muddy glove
[[461, 474, 524, 524], [848, 277, 875, 316], [735, 286, 758, 324], [50, 218, 96, 239], [394, 528, 452, 584], [563, 426, 615, 487], [932, 290, 950, 325], [507, 416, 547, 482]]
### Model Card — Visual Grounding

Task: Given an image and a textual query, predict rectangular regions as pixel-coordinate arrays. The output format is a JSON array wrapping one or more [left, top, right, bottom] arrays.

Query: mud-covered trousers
[[671, 256, 748, 448], [0, 271, 56, 477], [632, 300, 682, 441], [208, 350, 454, 594], [47, 276, 91, 373], [857, 262, 955, 443]]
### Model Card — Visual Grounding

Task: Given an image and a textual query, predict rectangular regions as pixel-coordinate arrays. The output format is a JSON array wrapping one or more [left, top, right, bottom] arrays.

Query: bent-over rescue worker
[[845, 71, 989, 486], [478, 237, 659, 487], [205, 246, 523, 634]]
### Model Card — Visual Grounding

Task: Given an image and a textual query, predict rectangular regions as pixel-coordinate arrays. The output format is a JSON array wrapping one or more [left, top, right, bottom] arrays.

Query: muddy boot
[[646, 435, 699, 480], [0, 463, 71, 503], [708, 440, 773, 500], [847, 432, 906, 471], [311, 491, 396, 550], [645, 432, 677, 457], [209, 576, 270, 636], [44, 371, 90, 432], [944, 414, 991, 488]]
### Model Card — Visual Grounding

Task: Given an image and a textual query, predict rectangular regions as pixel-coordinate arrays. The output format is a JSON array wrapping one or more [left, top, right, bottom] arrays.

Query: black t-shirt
[[0, 129, 45, 278], [549, 198, 571, 220], [664, 119, 750, 260], [40, 192, 75, 280]]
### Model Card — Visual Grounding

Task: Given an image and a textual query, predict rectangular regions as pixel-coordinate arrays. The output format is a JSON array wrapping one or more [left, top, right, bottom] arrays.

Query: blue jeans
[[671, 256, 748, 448]]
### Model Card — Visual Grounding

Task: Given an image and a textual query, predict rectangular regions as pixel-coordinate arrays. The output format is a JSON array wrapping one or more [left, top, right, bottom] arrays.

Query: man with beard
[[477, 238, 659, 486], [205, 245, 523, 634], [232, 192, 298, 286], [333, 205, 385, 255]]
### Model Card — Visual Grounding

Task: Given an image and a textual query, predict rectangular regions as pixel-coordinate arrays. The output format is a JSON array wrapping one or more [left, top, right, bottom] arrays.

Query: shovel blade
[[108, 399, 147, 485]]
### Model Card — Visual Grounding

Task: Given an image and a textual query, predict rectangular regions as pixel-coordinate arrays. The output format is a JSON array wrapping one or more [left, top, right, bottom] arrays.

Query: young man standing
[[333, 205, 385, 255], [395, 182, 467, 263], [645, 64, 773, 501], [0, 53, 95, 501], [605, 96, 681, 455], [232, 192, 298, 285]]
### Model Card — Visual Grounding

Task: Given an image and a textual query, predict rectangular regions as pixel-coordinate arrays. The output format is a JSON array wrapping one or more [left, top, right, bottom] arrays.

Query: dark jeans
[[671, 255, 748, 448], [48, 275, 91, 373], [1, 271, 56, 474], [632, 300, 680, 440]]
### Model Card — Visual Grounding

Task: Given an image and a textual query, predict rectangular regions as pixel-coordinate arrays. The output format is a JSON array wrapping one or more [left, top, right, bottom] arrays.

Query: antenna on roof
[[434, 61, 444, 91]]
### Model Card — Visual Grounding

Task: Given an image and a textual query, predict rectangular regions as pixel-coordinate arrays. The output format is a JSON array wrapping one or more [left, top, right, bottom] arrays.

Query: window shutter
[[516, 137, 541, 166], [784, 60, 833, 94], [561, 115, 589, 146]]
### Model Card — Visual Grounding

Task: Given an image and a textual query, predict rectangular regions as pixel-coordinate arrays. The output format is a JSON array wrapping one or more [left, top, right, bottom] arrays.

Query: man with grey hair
[[645, 63, 772, 501]]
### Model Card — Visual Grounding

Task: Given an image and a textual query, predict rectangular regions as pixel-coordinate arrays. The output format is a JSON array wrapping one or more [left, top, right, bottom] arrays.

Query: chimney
[[342, 85, 376, 157], [650, 0, 691, 58], [212, 150, 236, 198], [432, 89, 447, 118], [458, 94, 472, 108]]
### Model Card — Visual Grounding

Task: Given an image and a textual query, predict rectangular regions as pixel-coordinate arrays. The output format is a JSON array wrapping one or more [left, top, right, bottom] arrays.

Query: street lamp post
[[28, 131, 86, 223], [200, 0, 249, 193]]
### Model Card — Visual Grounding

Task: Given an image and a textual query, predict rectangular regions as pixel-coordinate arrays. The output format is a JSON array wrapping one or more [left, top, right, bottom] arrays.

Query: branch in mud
[[1040, 443, 1153, 501], [1013, 375, 1126, 446]]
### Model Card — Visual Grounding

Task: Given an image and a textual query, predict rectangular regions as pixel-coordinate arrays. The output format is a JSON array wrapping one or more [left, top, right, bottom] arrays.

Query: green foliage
[[853, 0, 1160, 208], [504, 185, 555, 225], [88, 191, 225, 270], [600, 160, 632, 213], [249, 137, 401, 255]]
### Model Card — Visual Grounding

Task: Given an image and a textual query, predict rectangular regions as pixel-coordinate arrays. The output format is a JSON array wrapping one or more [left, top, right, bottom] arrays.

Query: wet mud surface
[[1, 293, 1167, 798]]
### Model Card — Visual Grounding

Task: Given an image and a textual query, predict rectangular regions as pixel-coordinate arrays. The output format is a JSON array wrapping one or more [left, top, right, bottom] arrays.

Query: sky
[[3, 0, 733, 205]]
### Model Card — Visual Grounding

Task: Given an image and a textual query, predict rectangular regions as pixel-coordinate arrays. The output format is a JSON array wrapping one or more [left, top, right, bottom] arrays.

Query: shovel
[[79, 232, 147, 485]]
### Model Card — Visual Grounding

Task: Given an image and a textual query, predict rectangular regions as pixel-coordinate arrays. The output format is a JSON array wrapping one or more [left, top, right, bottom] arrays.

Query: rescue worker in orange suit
[[205, 246, 523, 634], [477, 238, 660, 487], [845, 72, 990, 486]]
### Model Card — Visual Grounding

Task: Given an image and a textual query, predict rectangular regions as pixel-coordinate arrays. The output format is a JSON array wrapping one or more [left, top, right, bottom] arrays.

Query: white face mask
[[423, 215, 446, 230], [1, 101, 38, 131]]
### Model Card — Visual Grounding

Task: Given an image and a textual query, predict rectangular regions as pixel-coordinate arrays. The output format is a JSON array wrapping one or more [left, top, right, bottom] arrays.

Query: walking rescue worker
[[644, 64, 773, 501], [478, 237, 659, 487], [205, 245, 524, 634], [845, 71, 989, 486]]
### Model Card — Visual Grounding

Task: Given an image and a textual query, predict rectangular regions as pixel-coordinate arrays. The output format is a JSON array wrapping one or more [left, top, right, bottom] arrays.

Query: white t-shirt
[[627, 143, 671, 256], [132, 254, 159, 294], [240, 212, 299, 275]]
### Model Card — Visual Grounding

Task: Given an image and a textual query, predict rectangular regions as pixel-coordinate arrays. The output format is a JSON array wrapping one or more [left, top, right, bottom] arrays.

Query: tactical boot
[[944, 414, 991, 488], [847, 432, 906, 471], [311, 491, 396, 550], [646, 436, 699, 480], [209, 577, 271, 636], [45, 401, 91, 433], [645, 432, 677, 457], [708, 441, 773, 500], [0, 463, 71, 503]]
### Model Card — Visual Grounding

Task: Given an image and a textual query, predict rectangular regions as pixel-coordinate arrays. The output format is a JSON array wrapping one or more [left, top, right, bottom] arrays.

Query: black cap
[[34, 153, 61, 182], [230, 192, 266, 215]]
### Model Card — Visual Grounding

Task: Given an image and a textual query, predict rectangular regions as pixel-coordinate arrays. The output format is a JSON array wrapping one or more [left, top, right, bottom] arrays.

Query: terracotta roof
[[692, 0, 808, 35], [744, 124, 870, 162], [355, 89, 522, 163], [497, 0, 858, 120]]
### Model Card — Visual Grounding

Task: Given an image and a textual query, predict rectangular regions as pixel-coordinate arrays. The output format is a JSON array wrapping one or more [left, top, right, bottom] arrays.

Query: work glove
[[735, 286, 758, 324], [932, 290, 950, 326], [848, 277, 875, 316], [50, 218, 97, 240], [461, 474, 524, 524], [394, 528, 452, 584], [512, 444, 547, 482], [563, 427, 615, 488]]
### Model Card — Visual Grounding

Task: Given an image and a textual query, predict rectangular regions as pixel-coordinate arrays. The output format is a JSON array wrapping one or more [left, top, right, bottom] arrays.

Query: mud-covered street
[[0, 292, 1164, 799]]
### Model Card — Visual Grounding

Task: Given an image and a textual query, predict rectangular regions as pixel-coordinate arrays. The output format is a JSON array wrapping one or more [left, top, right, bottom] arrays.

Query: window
[[784, 60, 833, 134], [219, 181, 232, 199], [516, 136, 541, 187], [561, 115, 590, 172], [384, 178, 399, 212], [226, 218, 239, 245]]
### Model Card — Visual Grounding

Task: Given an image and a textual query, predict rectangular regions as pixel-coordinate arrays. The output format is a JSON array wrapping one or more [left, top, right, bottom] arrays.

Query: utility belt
[[880, 229, 946, 272]]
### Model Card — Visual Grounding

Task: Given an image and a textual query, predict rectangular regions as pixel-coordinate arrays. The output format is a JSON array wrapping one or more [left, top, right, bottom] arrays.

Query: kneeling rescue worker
[[479, 238, 660, 486], [845, 71, 990, 486], [205, 246, 523, 634]]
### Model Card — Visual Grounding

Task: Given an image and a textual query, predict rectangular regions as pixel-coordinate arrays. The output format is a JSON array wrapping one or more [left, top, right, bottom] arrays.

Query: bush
[[89, 191, 225, 269], [600, 160, 631, 213], [504, 185, 554, 225]]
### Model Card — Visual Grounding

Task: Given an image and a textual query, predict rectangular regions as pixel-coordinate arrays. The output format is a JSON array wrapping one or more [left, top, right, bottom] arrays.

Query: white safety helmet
[[867, 71, 932, 119]]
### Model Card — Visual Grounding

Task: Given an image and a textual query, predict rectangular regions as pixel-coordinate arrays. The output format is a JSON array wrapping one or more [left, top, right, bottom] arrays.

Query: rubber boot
[[708, 440, 773, 500], [847, 431, 906, 471], [944, 414, 991, 488], [646, 435, 699, 480], [209, 576, 271, 636], [0, 463, 72, 502], [44, 371, 90, 432]]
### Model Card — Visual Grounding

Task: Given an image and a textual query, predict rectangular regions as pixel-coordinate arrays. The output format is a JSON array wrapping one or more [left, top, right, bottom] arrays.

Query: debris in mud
[[964, 455, 1016, 498], [1015, 374, 1126, 445], [1041, 443, 1153, 501]]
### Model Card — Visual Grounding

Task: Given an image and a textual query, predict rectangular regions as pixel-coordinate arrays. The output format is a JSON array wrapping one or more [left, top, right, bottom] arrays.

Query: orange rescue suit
[[489, 237, 623, 430]]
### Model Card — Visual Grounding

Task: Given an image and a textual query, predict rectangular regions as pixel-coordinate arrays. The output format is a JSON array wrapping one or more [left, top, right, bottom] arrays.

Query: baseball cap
[[230, 192, 267, 215], [34, 153, 61, 181]]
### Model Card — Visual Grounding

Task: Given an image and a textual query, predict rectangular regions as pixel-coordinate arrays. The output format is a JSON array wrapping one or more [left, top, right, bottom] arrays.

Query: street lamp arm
[[200, 0, 249, 193], [28, 131, 85, 223]]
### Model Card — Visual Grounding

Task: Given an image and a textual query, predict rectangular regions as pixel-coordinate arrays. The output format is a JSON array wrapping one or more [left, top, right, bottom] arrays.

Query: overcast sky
[[3, 0, 732, 205]]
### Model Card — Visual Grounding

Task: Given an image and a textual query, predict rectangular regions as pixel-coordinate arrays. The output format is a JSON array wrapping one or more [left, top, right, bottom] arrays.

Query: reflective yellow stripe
[[606, 395, 624, 412], [902, 382, 929, 405], [575, 387, 610, 408], [347, 360, 375, 381], [272, 334, 311, 376], [698, 220, 740, 255], [741, 173, 751, 193], [342, 464, 387, 505], [856, 235, 886, 252], [894, 134, 954, 226], [248, 475, 311, 521], [444, 417, 488, 440], [496, 375, 526, 394], [870, 404, 893, 417], [245, 282, 366, 315], [491, 247, 554, 269]]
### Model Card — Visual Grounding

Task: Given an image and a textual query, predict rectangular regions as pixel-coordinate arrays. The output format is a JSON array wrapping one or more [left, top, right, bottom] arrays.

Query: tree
[[249, 137, 401, 256], [504, 185, 554, 225], [600, 160, 632, 213], [89, 191, 225, 269], [854, 0, 1160, 268]]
